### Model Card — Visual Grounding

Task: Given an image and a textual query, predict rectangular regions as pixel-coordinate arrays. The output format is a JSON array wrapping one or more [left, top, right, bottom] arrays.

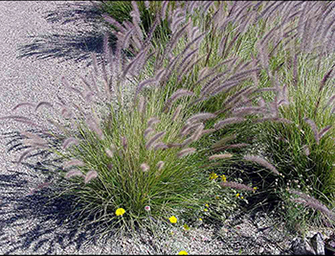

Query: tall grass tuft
[[2, 0, 335, 234]]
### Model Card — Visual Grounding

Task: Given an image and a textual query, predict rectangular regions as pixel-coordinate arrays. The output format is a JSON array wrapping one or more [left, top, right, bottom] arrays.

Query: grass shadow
[[0, 130, 115, 254], [16, 2, 113, 65]]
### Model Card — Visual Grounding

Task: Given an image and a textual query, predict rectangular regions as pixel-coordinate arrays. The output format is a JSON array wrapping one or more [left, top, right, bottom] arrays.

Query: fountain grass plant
[[250, 52, 335, 230], [2, 1, 335, 235], [2, 0, 258, 231]]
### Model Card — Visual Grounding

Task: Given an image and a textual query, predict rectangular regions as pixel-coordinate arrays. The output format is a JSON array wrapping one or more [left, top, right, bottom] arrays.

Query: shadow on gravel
[[0, 131, 114, 254], [17, 32, 104, 64], [43, 2, 102, 25], [17, 2, 110, 64]]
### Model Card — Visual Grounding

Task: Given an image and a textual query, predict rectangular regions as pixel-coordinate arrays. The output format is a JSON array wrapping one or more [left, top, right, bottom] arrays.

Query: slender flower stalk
[[221, 181, 254, 191], [146, 131, 166, 149], [62, 137, 79, 149], [289, 189, 335, 221], [186, 113, 216, 124], [85, 170, 98, 184], [209, 153, 233, 160], [172, 105, 183, 122], [65, 170, 85, 179], [140, 163, 150, 172], [244, 155, 280, 175], [177, 147, 196, 158], [163, 89, 194, 112], [63, 159, 85, 169]]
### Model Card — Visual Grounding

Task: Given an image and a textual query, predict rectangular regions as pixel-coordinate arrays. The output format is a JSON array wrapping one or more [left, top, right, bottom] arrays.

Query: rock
[[267, 245, 280, 255], [253, 212, 269, 230], [291, 237, 316, 255], [306, 231, 319, 239], [259, 247, 264, 254], [234, 220, 258, 238], [310, 233, 325, 255], [325, 233, 335, 255]]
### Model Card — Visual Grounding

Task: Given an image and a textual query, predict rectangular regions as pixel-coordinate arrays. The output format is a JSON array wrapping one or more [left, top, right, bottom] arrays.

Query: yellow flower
[[221, 174, 227, 182], [241, 196, 244, 199], [204, 208, 208, 212], [236, 193, 240, 197], [205, 204, 209, 207], [199, 218, 203, 221], [183, 224, 190, 231], [178, 251, 188, 255], [253, 187, 257, 190], [169, 216, 177, 224], [209, 172, 218, 180], [115, 208, 126, 216]]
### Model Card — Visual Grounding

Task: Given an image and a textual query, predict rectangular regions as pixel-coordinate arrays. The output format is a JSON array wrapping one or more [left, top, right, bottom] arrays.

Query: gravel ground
[[0, 1, 321, 255]]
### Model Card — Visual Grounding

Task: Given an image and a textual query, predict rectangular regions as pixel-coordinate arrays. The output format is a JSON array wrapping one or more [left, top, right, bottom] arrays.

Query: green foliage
[[4, 1, 335, 235], [251, 54, 335, 227], [60, 93, 230, 227], [98, 1, 172, 46]]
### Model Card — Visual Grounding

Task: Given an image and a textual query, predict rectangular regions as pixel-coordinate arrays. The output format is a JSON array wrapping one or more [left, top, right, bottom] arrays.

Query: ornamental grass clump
[[4, 51, 218, 229], [97, 1, 172, 42], [153, 1, 335, 229], [98, 0, 335, 231], [251, 53, 335, 228], [1, 2, 253, 230], [3, 0, 335, 234], [226, 1, 335, 228]]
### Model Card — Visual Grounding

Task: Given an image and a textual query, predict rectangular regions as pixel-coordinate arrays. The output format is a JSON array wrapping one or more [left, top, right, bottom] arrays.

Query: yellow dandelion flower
[[209, 172, 218, 180], [183, 224, 190, 231], [178, 251, 188, 255], [205, 204, 209, 207], [221, 174, 227, 182], [115, 208, 126, 216], [236, 193, 240, 197], [253, 186, 257, 190], [204, 208, 208, 212], [169, 216, 177, 224], [199, 218, 203, 221], [241, 196, 244, 199]]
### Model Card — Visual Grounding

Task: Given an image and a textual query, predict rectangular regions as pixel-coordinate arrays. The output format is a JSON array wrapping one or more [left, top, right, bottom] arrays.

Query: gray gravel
[[0, 1, 322, 255], [0, 1, 113, 254]]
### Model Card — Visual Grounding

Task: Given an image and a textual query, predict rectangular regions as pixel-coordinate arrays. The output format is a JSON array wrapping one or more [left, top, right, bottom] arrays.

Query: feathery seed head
[[85, 170, 98, 184], [186, 113, 216, 124], [144, 127, 154, 138], [157, 161, 164, 171], [63, 159, 85, 169], [214, 117, 246, 130], [172, 105, 183, 122], [244, 155, 280, 175], [62, 137, 79, 150], [221, 181, 254, 191], [177, 147, 196, 158], [140, 163, 150, 172], [146, 131, 166, 149], [65, 170, 85, 179], [209, 153, 233, 160], [147, 117, 160, 128]]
